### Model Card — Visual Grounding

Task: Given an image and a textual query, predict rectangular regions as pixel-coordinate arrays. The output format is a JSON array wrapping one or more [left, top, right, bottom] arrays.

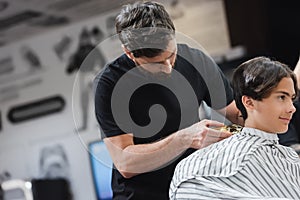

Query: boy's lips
[[279, 117, 291, 123]]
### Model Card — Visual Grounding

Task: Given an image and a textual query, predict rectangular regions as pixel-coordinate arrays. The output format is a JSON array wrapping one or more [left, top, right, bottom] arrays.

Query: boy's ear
[[122, 45, 135, 60], [242, 95, 255, 110]]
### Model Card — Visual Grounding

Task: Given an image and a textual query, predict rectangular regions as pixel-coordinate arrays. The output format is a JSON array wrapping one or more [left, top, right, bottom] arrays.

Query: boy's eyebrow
[[275, 91, 297, 98]]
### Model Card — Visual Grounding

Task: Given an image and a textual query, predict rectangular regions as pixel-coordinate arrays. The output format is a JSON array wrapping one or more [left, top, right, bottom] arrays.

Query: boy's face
[[246, 77, 296, 133]]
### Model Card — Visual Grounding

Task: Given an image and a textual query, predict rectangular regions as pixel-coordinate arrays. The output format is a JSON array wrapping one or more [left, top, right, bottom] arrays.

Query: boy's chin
[[277, 127, 289, 134]]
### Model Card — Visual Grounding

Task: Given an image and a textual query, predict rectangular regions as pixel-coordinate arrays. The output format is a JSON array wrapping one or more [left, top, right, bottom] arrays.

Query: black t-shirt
[[94, 44, 234, 200]]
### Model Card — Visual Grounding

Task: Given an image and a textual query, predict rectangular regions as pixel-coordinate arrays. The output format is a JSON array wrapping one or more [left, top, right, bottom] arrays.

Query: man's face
[[246, 77, 297, 133], [133, 39, 177, 78]]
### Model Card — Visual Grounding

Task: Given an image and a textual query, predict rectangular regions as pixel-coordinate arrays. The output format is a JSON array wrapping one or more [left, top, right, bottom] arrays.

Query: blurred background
[[0, 0, 299, 199]]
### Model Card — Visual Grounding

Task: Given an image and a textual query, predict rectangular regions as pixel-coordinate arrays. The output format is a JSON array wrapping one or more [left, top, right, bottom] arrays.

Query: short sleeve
[[94, 70, 125, 138]]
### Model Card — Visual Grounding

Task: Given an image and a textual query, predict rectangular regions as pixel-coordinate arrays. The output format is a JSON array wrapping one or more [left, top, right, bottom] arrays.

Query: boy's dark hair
[[232, 56, 298, 120], [115, 1, 175, 58]]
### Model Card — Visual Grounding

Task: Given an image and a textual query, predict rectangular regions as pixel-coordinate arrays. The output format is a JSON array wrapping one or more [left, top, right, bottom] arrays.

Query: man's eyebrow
[[166, 52, 175, 59], [155, 51, 176, 63]]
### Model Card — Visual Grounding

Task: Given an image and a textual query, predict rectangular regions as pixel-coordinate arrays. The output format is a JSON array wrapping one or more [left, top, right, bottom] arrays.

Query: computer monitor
[[88, 140, 113, 200]]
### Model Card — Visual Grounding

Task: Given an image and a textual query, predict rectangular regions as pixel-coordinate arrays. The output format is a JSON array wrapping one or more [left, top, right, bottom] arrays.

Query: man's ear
[[242, 95, 255, 110], [122, 45, 135, 60]]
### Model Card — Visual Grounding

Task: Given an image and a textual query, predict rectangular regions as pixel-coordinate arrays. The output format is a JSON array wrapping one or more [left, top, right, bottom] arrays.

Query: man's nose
[[161, 59, 172, 74]]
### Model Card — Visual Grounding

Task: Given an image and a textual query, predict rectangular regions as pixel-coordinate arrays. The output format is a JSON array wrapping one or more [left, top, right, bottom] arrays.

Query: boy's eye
[[279, 95, 286, 100]]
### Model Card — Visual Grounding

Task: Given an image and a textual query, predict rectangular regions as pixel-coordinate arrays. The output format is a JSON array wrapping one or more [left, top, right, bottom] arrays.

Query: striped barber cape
[[170, 127, 300, 200]]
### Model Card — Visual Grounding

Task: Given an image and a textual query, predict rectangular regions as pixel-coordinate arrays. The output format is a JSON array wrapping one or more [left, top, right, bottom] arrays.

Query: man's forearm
[[114, 131, 189, 178], [217, 101, 244, 126]]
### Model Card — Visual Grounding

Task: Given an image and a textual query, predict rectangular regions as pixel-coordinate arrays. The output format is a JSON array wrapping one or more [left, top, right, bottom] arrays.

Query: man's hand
[[177, 119, 232, 149]]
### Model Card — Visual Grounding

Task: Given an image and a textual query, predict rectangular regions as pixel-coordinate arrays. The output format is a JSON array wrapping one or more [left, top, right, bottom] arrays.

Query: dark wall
[[224, 0, 300, 68]]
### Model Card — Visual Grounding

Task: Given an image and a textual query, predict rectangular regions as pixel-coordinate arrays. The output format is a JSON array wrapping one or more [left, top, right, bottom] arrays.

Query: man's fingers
[[207, 128, 232, 138], [201, 119, 225, 128]]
